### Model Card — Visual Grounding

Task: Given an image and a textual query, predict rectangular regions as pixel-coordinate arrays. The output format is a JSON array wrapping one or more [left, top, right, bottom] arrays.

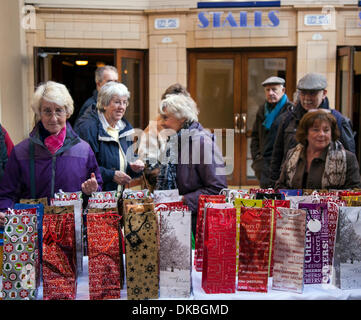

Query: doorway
[[35, 47, 148, 129], [188, 48, 296, 186]]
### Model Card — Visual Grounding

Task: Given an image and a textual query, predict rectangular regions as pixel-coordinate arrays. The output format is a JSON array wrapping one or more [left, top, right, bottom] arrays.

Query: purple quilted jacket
[[0, 122, 102, 209]]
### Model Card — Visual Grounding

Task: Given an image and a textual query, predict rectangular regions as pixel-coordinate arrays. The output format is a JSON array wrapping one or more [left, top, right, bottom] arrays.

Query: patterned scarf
[[44, 126, 66, 155], [285, 141, 346, 189]]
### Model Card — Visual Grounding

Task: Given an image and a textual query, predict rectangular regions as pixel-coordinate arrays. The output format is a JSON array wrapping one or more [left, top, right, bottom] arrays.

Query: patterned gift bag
[[333, 206, 361, 289], [42, 206, 77, 300], [262, 199, 290, 277], [298, 202, 329, 284], [237, 207, 272, 292], [234, 198, 263, 273], [153, 189, 182, 204], [202, 204, 237, 294], [123, 203, 159, 300], [87, 209, 123, 300], [2, 208, 39, 300], [157, 204, 192, 298], [272, 208, 307, 293], [194, 195, 226, 272]]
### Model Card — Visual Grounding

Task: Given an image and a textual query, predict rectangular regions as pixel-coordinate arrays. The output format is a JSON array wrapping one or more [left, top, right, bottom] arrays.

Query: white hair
[[97, 81, 130, 112], [159, 94, 199, 122], [32, 81, 74, 121]]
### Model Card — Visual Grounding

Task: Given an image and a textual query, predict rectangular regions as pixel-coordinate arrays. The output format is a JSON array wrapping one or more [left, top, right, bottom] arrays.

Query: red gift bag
[[262, 199, 290, 277], [202, 204, 237, 294], [194, 195, 225, 272], [87, 209, 123, 300], [42, 206, 77, 300], [238, 207, 272, 293]]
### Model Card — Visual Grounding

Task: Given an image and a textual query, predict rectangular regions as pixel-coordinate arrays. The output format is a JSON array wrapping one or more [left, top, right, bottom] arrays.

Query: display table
[[34, 256, 361, 300]]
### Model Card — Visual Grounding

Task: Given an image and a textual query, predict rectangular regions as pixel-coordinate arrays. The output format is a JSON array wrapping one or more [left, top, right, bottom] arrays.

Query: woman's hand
[[113, 170, 132, 185], [0, 212, 5, 227], [81, 172, 98, 195], [129, 159, 145, 173]]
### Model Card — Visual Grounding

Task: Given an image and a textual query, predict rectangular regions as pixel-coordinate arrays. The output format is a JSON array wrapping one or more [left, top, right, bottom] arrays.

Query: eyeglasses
[[298, 90, 322, 97], [111, 99, 129, 107], [41, 108, 66, 117]]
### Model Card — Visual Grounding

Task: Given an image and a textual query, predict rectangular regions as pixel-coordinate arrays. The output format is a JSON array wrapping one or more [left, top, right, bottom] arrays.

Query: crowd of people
[[0, 66, 360, 234]]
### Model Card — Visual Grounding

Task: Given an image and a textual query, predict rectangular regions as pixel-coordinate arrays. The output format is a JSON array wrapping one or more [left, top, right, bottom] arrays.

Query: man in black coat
[[250, 76, 294, 188]]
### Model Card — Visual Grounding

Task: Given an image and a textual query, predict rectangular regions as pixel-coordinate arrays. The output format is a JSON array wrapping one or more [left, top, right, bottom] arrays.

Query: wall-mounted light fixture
[[75, 60, 88, 66]]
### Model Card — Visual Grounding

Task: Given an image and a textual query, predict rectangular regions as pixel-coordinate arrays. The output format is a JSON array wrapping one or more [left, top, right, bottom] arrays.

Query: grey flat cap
[[297, 73, 327, 90], [262, 76, 285, 86]]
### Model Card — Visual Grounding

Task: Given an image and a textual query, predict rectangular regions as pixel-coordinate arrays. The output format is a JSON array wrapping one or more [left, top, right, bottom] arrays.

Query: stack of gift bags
[[197, 188, 361, 294], [0, 188, 193, 300]]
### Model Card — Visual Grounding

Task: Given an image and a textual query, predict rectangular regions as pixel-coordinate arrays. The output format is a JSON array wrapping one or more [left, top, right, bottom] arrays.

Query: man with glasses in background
[[269, 72, 356, 186]]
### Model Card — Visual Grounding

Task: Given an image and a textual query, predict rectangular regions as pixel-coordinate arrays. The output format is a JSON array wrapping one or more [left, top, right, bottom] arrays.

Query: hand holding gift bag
[[237, 207, 272, 293], [272, 208, 307, 293], [87, 209, 123, 300], [202, 203, 237, 294], [42, 206, 77, 300]]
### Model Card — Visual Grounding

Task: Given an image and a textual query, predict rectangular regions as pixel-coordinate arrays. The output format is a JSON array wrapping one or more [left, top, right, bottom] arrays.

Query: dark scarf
[[0, 124, 8, 180]]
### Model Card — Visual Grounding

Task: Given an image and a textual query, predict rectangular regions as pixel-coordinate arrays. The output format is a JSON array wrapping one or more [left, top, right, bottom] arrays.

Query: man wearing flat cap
[[269, 72, 356, 185], [250, 76, 293, 187]]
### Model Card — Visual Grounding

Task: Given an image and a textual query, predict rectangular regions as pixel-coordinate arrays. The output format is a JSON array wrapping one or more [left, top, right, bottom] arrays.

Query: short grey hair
[[159, 94, 199, 122], [95, 65, 118, 83], [97, 81, 130, 112], [31, 81, 74, 121]]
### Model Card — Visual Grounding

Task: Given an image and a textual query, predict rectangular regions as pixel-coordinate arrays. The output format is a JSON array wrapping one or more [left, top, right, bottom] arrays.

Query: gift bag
[[194, 195, 226, 272], [285, 195, 315, 209], [202, 204, 237, 294], [1, 208, 39, 300], [42, 206, 77, 300], [51, 191, 83, 275], [272, 208, 307, 293], [255, 193, 283, 200], [237, 207, 272, 292], [298, 202, 329, 284], [278, 189, 303, 197], [153, 189, 182, 204], [262, 199, 290, 277], [123, 203, 159, 300], [157, 204, 192, 298], [333, 206, 361, 289], [87, 209, 123, 300], [219, 189, 249, 204]]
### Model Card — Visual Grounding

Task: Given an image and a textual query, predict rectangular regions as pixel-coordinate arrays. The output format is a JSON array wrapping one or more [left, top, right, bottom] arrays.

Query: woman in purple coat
[[158, 93, 228, 235], [0, 81, 102, 225]]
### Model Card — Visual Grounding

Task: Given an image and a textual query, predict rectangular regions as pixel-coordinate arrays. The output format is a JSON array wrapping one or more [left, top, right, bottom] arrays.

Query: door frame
[[188, 48, 296, 186]]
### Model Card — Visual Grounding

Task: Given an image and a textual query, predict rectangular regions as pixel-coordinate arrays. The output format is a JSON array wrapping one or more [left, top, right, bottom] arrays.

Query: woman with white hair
[[0, 80, 103, 222], [75, 81, 144, 192], [158, 93, 228, 235]]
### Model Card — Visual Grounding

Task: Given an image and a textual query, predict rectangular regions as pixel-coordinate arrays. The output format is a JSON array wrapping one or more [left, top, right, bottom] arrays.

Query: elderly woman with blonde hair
[[157, 93, 228, 235], [0, 81, 103, 225], [75, 81, 144, 192]]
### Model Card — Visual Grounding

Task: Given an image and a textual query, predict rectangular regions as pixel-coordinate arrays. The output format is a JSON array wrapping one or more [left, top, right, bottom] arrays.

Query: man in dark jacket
[[269, 72, 356, 186], [250, 76, 293, 188], [74, 65, 118, 129]]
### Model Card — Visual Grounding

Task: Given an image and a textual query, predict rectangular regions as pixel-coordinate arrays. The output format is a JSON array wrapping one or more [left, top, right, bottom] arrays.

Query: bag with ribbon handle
[[87, 208, 123, 300], [271, 207, 307, 293], [156, 203, 192, 298], [298, 202, 329, 284], [1, 208, 39, 300], [42, 205, 77, 300], [201, 203, 237, 294], [123, 203, 159, 300], [237, 207, 272, 293]]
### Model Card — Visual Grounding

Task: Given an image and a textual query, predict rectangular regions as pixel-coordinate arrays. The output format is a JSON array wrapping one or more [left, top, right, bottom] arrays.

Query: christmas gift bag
[[157, 204, 192, 298], [87, 209, 123, 300], [237, 207, 272, 292], [255, 193, 283, 200], [153, 189, 182, 204], [298, 202, 329, 284], [333, 206, 361, 289], [42, 206, 77, 300], [194, 195, 226, 272], [278, 189, 303, 197], [285, 195, 315, 209], [123, 203, 159, 300], [1, 208, 39, 300], [51, 191, 83, 275], [262, 199, 290, 277], [272, 208, 307, 293], [202, 203, 237, 294]]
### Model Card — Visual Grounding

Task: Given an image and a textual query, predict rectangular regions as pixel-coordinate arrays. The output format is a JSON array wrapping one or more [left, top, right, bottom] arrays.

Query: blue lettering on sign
[[197, 10, 280, 28], [359, 12, 361, 27]]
